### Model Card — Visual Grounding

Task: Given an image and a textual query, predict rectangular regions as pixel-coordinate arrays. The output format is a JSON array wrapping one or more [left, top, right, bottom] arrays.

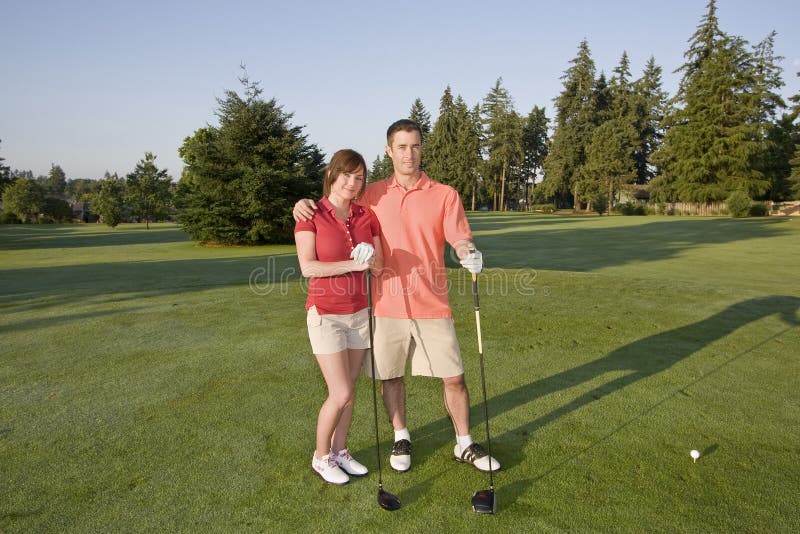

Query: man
[[294, 119, 500, 473]]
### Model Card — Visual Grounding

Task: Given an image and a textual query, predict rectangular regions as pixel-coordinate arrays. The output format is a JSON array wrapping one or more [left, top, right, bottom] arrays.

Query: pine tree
[[751, 32, 790, 200], [408, 98, 432, 141], [481, 78, 523, 210], [542, 40, 597, 209], [177, 71, 324, 244], [409, 98, 432, 171], [453, 97, 483, 209], [653, 1, 768, 201], [789, 145, 800, 199], [0, 139, 11, 195], [632, 56, 669, 184], [786, 73, 800, 199], [425, 86, 460, 186], [676, 0, 724, 97], [126, 152, 172, 229], [582, 120, 637, 213], [45, 164, 67, 197], [520, 106, 549, 209]]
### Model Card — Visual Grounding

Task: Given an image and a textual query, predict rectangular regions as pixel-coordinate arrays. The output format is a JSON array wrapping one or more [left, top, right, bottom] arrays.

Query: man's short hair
[[386, 119, 422, 146]]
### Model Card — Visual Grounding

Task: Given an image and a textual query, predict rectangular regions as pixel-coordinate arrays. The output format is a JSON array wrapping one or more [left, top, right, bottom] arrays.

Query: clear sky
[[2, 0, 798, 180]]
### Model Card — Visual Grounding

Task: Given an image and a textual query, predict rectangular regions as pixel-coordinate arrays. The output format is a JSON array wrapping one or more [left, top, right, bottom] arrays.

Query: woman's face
[[329, 165, 365, 201]]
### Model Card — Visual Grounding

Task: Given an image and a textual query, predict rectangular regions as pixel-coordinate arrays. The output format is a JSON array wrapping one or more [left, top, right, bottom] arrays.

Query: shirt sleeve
[[294, 219, 316, 234], [443, 187, 472, 246], [367, 209, 381, 240]]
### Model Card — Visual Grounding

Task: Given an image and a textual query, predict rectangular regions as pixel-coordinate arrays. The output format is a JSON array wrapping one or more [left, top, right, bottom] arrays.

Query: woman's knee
[[328, 387, 355, 410]]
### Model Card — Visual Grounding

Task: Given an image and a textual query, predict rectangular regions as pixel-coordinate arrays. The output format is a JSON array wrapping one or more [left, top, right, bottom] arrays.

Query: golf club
[[470, 266, 496, 515], [366, 274, 401, 511]]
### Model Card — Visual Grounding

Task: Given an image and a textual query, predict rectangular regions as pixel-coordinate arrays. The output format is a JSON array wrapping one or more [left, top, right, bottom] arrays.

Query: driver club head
[[378, 488, 401, 511], [471, 489, 496, 514]]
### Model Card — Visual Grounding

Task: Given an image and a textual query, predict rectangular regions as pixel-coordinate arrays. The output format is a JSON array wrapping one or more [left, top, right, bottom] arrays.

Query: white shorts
[[306, 306, 370, 355]]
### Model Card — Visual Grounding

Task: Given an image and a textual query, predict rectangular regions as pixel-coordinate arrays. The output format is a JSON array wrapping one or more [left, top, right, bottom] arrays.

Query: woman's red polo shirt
[[294, 196, 380, 314]]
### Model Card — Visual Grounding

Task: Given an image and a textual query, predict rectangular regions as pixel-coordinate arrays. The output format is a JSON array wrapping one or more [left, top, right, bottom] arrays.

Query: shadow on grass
[[461, 215, 792, 271], [0, 224, 191, 250], [398, 295, 799, 504], [0, 254, 302, 330]]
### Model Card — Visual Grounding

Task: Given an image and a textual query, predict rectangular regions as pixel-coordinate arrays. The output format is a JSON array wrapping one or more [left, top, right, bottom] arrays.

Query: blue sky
[[2, 0, 798, 180]]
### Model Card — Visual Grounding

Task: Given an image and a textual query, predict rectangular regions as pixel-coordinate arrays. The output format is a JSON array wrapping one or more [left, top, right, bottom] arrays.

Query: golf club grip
[[471, 275, 482, 354]]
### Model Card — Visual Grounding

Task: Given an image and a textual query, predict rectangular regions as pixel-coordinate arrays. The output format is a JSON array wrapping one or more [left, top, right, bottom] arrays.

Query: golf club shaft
[[472, 273, 494, 490], [366, 275, 385, 488]]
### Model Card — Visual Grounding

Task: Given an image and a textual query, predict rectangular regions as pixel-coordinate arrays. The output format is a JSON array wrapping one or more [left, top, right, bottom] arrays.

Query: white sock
[[394, 428, 410, 442], [456, 434, 473, 453]]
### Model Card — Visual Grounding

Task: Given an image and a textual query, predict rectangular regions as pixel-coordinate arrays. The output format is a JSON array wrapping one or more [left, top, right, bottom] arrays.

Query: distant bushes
[[726, 191, 751, 218], [749, 202, 769, 217], [615, 201, 648, 215]]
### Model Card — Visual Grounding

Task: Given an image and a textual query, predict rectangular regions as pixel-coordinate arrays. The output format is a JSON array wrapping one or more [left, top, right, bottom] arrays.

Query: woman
[[294, 149, 383, 485]]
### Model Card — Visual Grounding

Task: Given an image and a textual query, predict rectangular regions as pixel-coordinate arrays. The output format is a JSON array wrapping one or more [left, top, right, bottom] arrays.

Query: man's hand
[[293, 199, 318, 222], [460, 249, 483, 274], [350, 242, 375, 264]]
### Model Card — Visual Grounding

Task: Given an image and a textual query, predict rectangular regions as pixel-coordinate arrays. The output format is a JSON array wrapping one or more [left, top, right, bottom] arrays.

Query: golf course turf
[[1, 214, 798, 532]]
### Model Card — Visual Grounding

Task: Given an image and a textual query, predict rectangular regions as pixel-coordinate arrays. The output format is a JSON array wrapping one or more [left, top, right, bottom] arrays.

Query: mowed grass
[[1, 216, 798, 533]]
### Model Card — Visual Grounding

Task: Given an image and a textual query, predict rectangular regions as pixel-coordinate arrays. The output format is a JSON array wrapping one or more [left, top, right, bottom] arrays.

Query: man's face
[[386, 130, 422, 176]]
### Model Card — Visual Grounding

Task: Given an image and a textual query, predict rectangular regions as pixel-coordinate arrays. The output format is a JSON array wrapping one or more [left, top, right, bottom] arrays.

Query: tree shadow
[[398, 295, 799, 498], [460, 215, 791, 272], [489, 295, 800, 455], [0, 224, 190, 250], [0, 254, 302, 332]]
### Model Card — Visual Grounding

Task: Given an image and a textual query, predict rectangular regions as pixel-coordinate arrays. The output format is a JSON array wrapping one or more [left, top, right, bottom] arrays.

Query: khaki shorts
[[306, 306, 370, 355], [364, 317, 463, 379]]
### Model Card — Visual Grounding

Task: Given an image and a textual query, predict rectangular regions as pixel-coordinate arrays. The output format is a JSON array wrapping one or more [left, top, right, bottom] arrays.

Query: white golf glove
[[350, 242, 375, 265], [460, 249, 483, 274]]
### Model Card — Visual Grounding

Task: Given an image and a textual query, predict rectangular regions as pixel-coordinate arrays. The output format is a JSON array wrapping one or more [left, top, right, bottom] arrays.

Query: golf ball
[[690, 450, 700, 462]]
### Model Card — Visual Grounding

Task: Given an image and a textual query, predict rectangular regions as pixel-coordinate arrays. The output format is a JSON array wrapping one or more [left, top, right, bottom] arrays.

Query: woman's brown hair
[[323, 149, 367, 197]]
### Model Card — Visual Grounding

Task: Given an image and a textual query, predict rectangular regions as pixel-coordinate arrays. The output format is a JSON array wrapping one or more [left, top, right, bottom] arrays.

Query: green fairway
[[1, 216, 798, 532]]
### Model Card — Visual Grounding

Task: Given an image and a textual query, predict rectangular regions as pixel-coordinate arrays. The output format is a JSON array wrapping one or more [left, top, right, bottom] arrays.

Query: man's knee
[[442, 374, 467, 392]]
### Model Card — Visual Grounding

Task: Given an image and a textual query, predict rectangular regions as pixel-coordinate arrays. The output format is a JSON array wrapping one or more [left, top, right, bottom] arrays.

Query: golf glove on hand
[[460, 249, 483, 274], [350, 242, 375, 265]]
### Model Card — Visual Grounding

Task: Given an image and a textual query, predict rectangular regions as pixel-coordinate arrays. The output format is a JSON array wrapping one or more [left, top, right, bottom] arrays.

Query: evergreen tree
[[751, 32, 790, 200], [370, 156, 381, 180], [520, 106, 549, 209], [786, 73, 800, 199], [789, 144, 800, 199], [409, 97, 432, 171], [453, 97, 483, 209], [177, 72, 324, 244], [653, 2, 768, 201], [579, 52, 641, 210], [481, 78, 523, 210], [370, 154, 395, 181], [0, 139, 11, 195], [542, 40, 597, 209], [582, 120, 637, 213], [676, 0, 723, 97], [408, 97, 432, 141], [45, 164, 67, 197], [632, 56, 669, 184], [126, 152, 173, 229], [425, 86, 460, 185]]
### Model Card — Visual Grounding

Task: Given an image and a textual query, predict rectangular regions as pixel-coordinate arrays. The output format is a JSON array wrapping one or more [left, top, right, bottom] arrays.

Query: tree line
[[2, 0, 799, 243], [368, 0, 799, 214], [0, 148, 173, 227]]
